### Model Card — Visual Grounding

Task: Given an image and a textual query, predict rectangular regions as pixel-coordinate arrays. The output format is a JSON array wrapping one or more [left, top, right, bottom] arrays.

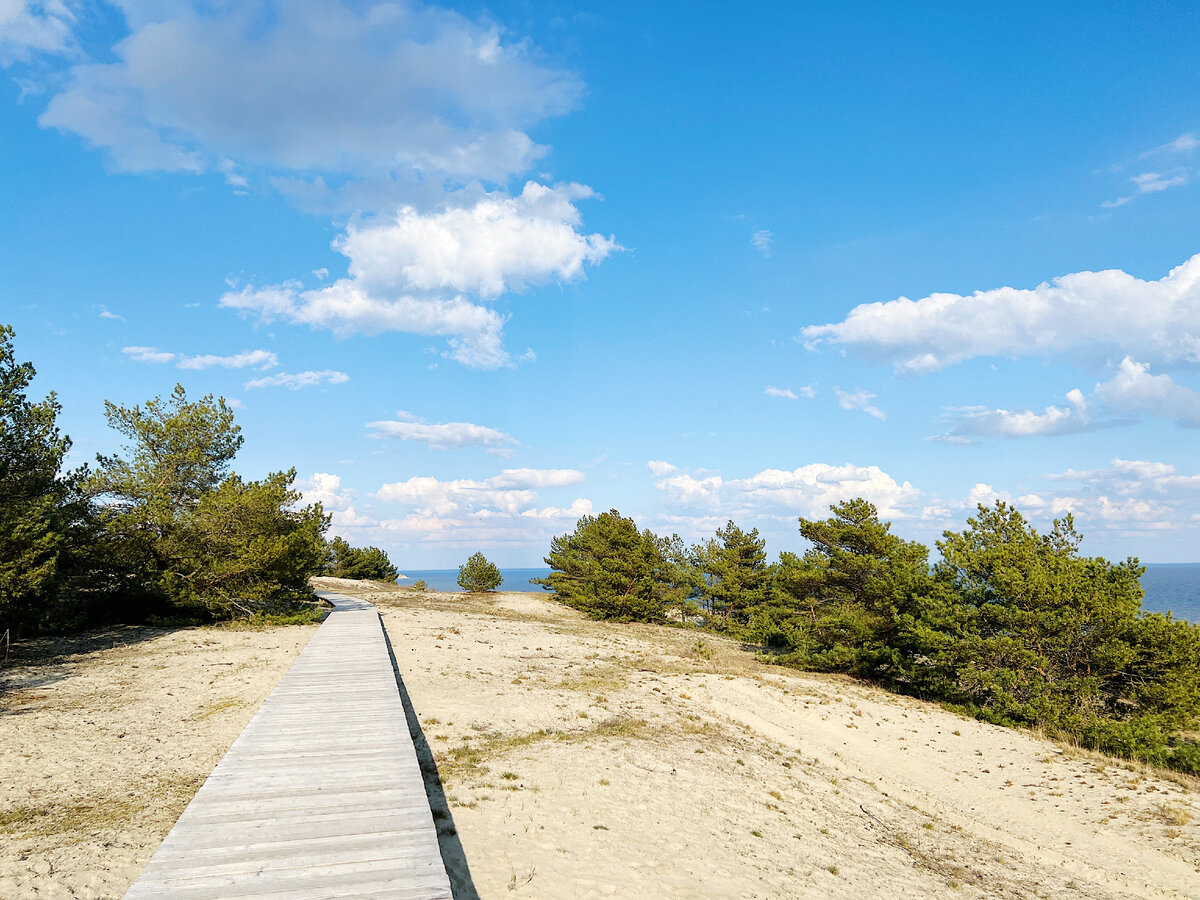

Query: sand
[[3, 581, 1198, 899], [0, 621, 317, 899]]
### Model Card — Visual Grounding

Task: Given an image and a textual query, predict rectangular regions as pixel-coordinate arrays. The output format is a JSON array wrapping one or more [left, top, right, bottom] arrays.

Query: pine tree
[[89, 385, 328, 617], [458, 552, 502, 592], [0, 325, 78, 632], [694, 520, 772, 625], [536, 509, 684, 621]]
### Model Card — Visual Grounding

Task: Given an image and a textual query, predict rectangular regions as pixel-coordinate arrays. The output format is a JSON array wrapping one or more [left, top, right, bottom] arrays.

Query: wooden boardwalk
[[124, 592, 453, 900]]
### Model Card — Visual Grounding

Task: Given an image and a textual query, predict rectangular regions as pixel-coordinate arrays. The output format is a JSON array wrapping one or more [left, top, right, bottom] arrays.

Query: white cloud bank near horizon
[[299, 467, 593, 554]]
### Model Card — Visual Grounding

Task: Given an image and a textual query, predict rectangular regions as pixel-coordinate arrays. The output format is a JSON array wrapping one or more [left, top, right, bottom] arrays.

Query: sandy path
[[0, 622, 317, 899], [353, 584, 1199, 900]]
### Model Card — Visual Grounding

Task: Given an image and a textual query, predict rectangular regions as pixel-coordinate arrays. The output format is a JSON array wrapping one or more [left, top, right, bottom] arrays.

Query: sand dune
[[2, 582, 1197, 898]]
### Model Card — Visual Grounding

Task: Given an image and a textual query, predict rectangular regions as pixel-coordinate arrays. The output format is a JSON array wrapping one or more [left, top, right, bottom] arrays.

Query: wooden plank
[[124, 593, 452, 900]]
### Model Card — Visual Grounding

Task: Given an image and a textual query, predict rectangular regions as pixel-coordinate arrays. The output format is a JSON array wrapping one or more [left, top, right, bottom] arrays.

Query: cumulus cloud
[[752, 229, 772, 257], [650, 460, 921, 520], [15, 3, 616, 370], [98, 306, 124, 321], [655, 472, 724, 506], [34, 1, 581, 185], [520, 499, 594, 519], [367, 412, 516, 454], [835, 388, 885, 419], [338, 182, 618, 299], [938, 389, 1092, 440], [1050, 458, 1200, 496], [1094, 357, 1200, 427], [220, 182, 616, 368], [1026, 458, 1200, 534], [936, 358, 1200, 440], [802, 254, 1200, 373], [375, 467, 586, 517], [244, 369, 349, 390], [221, 280, 509, 369]]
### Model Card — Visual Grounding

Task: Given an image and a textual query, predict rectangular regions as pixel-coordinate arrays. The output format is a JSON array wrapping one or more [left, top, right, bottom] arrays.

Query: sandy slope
[[3, 582, 1198, 899], [0, 622, 316, 899], [355, 584, 1200, 900]]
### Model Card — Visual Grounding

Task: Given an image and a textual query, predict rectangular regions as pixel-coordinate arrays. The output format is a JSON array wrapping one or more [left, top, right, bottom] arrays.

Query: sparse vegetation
[[536, 497, 1200, 773]]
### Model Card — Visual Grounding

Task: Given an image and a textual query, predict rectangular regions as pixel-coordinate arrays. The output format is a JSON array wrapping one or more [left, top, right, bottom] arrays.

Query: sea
[[400, 563, 1200, 623]]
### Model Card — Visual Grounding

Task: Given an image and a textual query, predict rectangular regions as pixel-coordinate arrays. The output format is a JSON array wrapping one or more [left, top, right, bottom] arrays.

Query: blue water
[[400, 564, 1200, 622], [400, 568, 551, 593], [1140, 563, 1200, 623]]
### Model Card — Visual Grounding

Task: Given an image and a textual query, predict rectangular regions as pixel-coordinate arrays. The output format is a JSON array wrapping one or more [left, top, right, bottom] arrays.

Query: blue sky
[[4, 1, 1200, 568]]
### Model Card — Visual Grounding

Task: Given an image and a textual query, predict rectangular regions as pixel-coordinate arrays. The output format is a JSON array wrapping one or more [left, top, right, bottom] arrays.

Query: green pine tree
[[458, 552, 502, 592]]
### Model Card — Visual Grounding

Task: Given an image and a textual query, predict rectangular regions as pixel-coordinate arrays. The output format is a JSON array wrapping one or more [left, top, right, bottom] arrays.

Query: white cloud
[[177, 349, 278, 370], [1050, 458, 1200, 496], [1141, 133, 1199, 157], [938, 388, 1092, 439], [488, 468, 585, 489], [35, 2, 581, 186], [650, 461, 921, 520], [339, 182, 618, 299], [802, 254, 1200, 373], [122, 345, 175, 364], [764, 385, 798, 400], [220, 182, 615, 369], [16, 4, 615, 370], [520, 499, 594, 519], [732, 463, 919, 518], [1093, 357, 1200, 427], [375, 467, 586, 517], [647, 460, 677, 477], [1026, 458, 1200, 534], [655, 472, 724, 505], [835, 388, 886, 419], [98, 306, 124, 321], [123, 344, 279, 370], [752, 229, 772, 257], [294, 472, 372, 540], [244, 369, 349, 390], [0, 0, 76, 62], [1103, 170, 1190, 207], [367, 413, 516, 453], [937, 358, 1200, 440], [221, 279, 509, 369]]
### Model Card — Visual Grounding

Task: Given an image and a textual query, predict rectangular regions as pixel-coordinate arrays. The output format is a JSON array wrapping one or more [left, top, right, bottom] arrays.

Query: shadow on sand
[[0, 625, 173, 705], [381, 626, 480, 900]]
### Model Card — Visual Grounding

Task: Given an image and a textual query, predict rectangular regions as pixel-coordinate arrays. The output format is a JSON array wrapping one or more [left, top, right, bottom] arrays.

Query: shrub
[[458, 552, 502, 592], [411, 579, 428, 591]]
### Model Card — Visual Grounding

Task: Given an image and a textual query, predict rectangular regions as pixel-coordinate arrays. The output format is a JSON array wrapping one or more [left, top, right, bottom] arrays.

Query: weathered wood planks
[[123, 593, 452, 899]]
